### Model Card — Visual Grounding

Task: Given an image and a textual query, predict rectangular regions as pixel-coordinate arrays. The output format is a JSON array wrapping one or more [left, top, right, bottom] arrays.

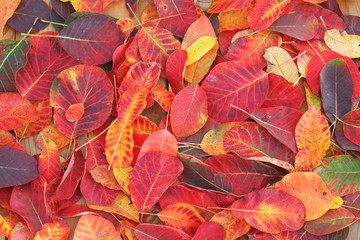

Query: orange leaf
[[73, 215, 121, 239], [69, 0, 102, 12], [90, 164, 122, 190], [65, 103, 85, 122], [207, 0, 252, 13], [118, 88, 148, 127], [132, 115, 158, 135], [210, 210, 250, 240], [247, 0, 292, 30], [0, 93, 38, 131], [153, 85, 175, 112], [274, 172, 335, 221], [116, 17, 134, 39], [0, 208, 12, 239], [0, 130, 15, 146], [231, 188, 305, 233], [38, 137, 63, 182], [113, 166, 132, 195], [33, 217, 70, 240], [295, 106, 330, 170], [218, 7, 251, 33], [87, 192, 139, 222], [141, 0, 161, 27], [0, 0, 21, 38], [36, 124, 71, 150], [159, 203, 205, 236], [105, 119, 134, 168]]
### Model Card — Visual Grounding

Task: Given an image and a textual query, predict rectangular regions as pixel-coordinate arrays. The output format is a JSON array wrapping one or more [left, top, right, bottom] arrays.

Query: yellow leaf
[[330, 196, 343, 209], [186, 36, 217, 66], [324, 29, 360, 58], [264, 46, 300, 83]]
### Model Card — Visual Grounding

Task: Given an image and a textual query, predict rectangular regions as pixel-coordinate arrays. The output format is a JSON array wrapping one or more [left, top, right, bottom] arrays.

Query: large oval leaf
[[73, 215, 121, 239], [320, 58, 353, 123], [315, 155, 360, 196], [130, 150, 184, 211], [202, 61, 269, 123], [231, 188, 305, 233], [50, 64, 114, 138], [223, 122, 295, 165], [274, 172, 334, 221], [0, 93, 38, 131], [59, 14, 123, 65], [170, 85, 208, 137], [0, 146, 38, 188], [16, 32, 79, 100]]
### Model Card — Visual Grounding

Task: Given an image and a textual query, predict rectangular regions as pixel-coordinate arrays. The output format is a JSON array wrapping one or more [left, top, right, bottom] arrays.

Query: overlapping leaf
[[73, 215, 121, 239]]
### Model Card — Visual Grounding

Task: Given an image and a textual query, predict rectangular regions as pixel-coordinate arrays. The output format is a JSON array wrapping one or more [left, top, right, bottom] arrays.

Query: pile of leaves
[[1, 0, 360, 239]]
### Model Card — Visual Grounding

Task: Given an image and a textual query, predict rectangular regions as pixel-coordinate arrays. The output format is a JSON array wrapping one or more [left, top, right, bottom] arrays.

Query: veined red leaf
[[105, 120, 134, 168], [10, 179, 52, 233], [248, 0, 291, 30], [16, 32, 78, 100], [15, 99, 52, 138], [295, 106, 330, 171], [141, 0, 160, 27], [224, 31, 281, 68], [73, 215, 121, 239], [262, 73, 304, 109], [210, 210, 250, 240], [153, 85, 175, 112], [269, 12, 319, 41], [159, 203, 205, 236], [274, 172, 334, 221], [166, 49, 187, 94], [38, 137, 62, 182], [138, 129, 178, 160], [342, 109, 360, 146], [116, 17, 134, 40], [0, 93, 38, 131], [118, 61, 160, 96], [320, 58, 353, 123], [132, 115, 158, 135], [223, 122, 295, 165], [153, 0, 198, 37], [315, 155, 360, 196], [85, 138, 108, 171], [80, 170, 120, 206], [231, 188, 306, 233], [179, 154, 233, 195], [170, 85, 208, 137], [205, 154, 280, 196], [335, 117, 360, 152], [207, 0, 252, 13], [130, 150, 183, 211], [33, 217, 70, 240], [0, 146, 38, 187], [193, 222, 225, 240], [0, 130, 15, 146], [50, 64, 114, 138], [202, 61, 269, 123], [90, 165, 121, 190], [59, 14, 123, 65], [251, 106, 302, 153], [137, 26, 180, 72], [57, 150, 85, 200], [87, 192, 139, 222], [305, 208, 355, 236], [134, 224, 191, 240]]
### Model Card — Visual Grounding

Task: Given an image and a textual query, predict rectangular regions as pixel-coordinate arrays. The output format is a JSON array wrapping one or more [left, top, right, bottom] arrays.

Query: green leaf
[[315, 155, 360, 196]]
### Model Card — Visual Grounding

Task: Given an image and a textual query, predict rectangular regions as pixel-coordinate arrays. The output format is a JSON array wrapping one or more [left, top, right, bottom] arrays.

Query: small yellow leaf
[[324, 29, 360, 58], [330, 196, 343, 209], [186, 36, 217, 66]]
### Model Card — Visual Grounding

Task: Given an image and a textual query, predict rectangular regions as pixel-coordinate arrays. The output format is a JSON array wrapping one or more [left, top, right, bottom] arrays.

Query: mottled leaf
[[73, 215, 121, 239], [38, 137, 62, 182]]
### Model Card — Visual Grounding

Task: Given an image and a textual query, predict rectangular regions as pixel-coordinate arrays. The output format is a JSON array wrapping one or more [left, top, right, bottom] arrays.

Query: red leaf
[[38, 138, 62, 182], [130, 150, 183, 211], [153, 85, 176, 112], [65, 103, 85, 122], [193, 222, 225, 240], [0, 146, 39, 188], [202, 61, 269, 123], [50, 64, 114, 138], [207, 0, 252, 13], [342, 110, 360, 146], [0, 93, 38, 131], [166, 49, 187, 94], [231, 188, 306, 233], [10, 179, 52, 233], [33, 217, 70, 240], [153, 0, 198, 37], [57, 150, 85, 200], [85, 138, 108, 171], [134, 224, 191, 240], [16, 32, 79, 100], [59, 14, 123, 65], [170, 85, 208, 137]]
